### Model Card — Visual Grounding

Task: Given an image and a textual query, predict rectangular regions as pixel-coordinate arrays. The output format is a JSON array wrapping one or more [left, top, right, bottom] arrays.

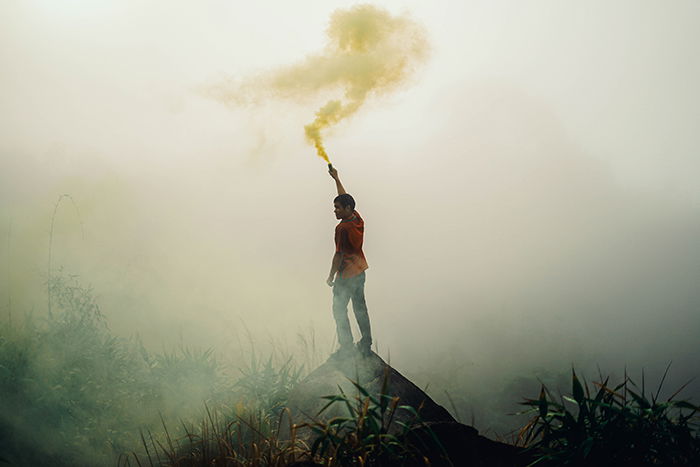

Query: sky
[[1, 0, 699, 407]]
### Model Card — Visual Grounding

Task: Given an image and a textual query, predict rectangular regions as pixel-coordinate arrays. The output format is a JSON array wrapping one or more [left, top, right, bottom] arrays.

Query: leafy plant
[[518, 366, 700, 466], [123, 349, 307, 466], [119, 404, 307, 467], [135, 371, 450, 466], [234, 352, 305, 424], [0, 272, 237, 466], [301, 375, 445, 466]]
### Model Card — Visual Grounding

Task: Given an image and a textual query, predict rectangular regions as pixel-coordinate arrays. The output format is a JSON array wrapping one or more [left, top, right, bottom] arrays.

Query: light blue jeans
[[332, 271, 372, 347]]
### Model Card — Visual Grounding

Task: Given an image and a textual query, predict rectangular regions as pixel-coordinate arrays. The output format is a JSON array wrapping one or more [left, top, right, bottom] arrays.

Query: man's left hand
[[326, 276, 335, 287]]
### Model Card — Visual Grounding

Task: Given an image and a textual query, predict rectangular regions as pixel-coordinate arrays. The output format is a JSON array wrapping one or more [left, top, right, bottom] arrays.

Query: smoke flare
[[209, 4, 429, 163]]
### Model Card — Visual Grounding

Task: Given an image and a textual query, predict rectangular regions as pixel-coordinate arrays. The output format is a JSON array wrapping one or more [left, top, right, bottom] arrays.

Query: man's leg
[[350, 272, 372, 349], [332, 278, 354, 348]]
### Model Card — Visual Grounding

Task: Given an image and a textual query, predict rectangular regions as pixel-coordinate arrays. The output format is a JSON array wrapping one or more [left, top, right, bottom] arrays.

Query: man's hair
[[334, 193, 356, 210]]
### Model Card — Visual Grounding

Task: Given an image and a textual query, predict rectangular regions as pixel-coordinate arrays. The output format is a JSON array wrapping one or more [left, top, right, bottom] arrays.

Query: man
[[327, 165, 372, 357]]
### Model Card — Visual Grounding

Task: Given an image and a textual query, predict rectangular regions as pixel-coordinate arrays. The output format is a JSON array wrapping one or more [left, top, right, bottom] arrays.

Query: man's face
[[334, 201, 353, 220]]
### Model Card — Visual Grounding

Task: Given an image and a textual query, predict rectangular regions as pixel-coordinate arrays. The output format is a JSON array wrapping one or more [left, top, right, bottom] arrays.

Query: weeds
[[128, 373, 444, 467], [234, 352, 305, 424], [119, 406, 307, 466], [122, 353, 308, 466], [297, 372, 445, 466], [518, 366, 700, 466], [0, 272, 237, 466], [3, 271, 700, 465]]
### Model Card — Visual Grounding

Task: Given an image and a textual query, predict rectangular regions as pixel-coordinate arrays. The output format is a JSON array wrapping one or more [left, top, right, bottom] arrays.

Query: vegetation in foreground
[[121, 369, 700, 466], [0, 272, 298, 466], [122, 381, 445, 466], [518, 367, 700, 466], [1, 273, 698, 466]]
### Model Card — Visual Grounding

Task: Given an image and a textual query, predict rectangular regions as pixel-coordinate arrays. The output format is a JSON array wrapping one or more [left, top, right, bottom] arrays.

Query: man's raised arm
[[328, 166, 347, 195]]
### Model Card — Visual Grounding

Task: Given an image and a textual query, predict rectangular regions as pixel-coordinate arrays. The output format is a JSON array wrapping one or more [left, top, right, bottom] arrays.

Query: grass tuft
[[518, 366, 700, 466]]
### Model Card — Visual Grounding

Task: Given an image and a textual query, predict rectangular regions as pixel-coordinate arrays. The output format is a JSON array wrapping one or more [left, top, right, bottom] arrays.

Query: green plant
[[0, 273, 158, 465], [234, 352, 305, 425], [518, 366, 700, 466], [123, 351, 307, 466], [118, 405, 307, 467], [301, 376, 444, 466], [0, 271, 238, 465], [134, 371, 449, 466]]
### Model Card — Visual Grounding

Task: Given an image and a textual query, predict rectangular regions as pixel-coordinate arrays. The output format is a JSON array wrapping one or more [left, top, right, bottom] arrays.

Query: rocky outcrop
[[282, 349, 527, 466]]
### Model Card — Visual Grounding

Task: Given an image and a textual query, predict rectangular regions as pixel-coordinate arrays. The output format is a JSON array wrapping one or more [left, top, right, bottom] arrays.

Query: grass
[[0, 271, 240, 465], [119, 405, 308, 466], [302, 372, 445, 466], [123, 370, 444, 466], [518, 366, 700, 466], [1, 271, 699, 465]]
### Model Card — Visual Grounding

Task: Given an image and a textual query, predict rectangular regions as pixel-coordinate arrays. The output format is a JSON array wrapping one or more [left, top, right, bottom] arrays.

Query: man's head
[[334, 193, 355, 220]]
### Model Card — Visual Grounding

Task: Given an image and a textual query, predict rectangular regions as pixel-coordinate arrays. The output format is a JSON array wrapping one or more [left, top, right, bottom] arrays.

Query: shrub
[[0, 272, 234, 466], [518, 367, 700, 466], [301, 376, 442, 466]]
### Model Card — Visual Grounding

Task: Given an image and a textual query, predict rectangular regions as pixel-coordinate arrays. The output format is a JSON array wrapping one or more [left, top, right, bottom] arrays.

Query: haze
[[2, 0, 699, 431]]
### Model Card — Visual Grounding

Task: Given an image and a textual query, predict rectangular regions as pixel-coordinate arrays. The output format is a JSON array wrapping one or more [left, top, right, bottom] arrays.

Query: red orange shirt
[[335, 210, 368, 279]]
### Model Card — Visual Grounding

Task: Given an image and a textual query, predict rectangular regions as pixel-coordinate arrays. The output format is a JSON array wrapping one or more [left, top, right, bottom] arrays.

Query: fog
[[2, 0, 699, 436]]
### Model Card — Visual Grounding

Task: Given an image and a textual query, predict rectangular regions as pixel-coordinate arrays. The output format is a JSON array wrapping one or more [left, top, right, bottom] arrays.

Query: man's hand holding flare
[[327, 163, 348, 287], [328, 165, 347, 195]]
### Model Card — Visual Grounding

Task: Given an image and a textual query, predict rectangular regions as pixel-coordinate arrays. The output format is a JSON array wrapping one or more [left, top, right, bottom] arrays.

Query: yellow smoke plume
[[209, 4, 429, 163]]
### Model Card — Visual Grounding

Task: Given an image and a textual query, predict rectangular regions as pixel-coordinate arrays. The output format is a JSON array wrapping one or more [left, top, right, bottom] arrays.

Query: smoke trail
[[209, 4, 429, 163]]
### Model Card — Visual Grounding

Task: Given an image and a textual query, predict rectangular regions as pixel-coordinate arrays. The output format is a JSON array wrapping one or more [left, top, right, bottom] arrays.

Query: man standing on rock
[[327, 166, 372, 358]]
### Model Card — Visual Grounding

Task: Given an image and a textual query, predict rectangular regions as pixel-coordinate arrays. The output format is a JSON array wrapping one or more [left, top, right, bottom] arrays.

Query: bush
[[0, 272, 235, 466], [301, 376, 441, 466], [518, 367, 700, 466], [125, 352, 306, 466]]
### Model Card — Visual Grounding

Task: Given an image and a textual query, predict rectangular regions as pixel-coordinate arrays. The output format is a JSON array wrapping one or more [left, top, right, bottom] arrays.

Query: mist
[[1, 0, 699, 457]]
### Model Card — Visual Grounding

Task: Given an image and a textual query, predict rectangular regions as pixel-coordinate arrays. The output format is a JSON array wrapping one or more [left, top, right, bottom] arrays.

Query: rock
[[407, 421, 526, 466], [281, 349, 455, 439], [281, 349, 527, 466]]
